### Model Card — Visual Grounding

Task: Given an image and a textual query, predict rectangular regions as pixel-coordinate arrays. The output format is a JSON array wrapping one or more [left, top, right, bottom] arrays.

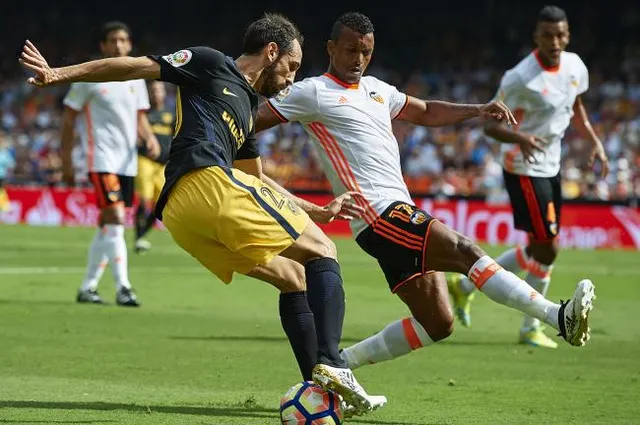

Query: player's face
[[534, 21, 570, 65], [259, 39, 303, 98], [327, 27, 374, 84], [100, 29, 132, 58], [149, 81, 166, 106]]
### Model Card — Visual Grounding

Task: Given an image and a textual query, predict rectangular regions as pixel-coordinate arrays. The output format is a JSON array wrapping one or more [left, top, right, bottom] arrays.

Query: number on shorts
[[260, 186, 285, 209]]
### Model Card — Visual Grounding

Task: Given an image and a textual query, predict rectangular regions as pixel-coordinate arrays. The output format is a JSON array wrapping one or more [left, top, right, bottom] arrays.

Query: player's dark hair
[[331, 12, 374, 41], [242, 13, 303, 56], [537, 5, 567, 23], [100, 21, 131, 42]]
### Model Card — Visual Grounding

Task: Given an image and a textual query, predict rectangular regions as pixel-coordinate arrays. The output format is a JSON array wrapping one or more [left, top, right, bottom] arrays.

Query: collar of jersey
[[323, 73, 360, 90], [533, 49, 561, 73]]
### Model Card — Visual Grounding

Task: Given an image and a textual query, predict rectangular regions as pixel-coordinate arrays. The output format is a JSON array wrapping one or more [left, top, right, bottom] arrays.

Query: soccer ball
[[280, 381, 343, 424]]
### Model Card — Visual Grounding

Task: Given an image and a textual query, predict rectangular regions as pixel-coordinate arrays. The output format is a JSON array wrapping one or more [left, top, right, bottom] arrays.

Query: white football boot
[[558, 279, 595, 347]]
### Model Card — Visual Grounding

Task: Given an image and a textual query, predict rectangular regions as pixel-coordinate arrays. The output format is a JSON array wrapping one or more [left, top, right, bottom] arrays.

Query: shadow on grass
[[170, 335, 365, 344], [0, 400, 437, 425]]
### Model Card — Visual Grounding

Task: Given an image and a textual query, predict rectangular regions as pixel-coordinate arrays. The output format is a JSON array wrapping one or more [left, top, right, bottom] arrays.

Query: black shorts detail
[[503, 170, 562, 241], [89, 173, 134, 208], [356, 201, 436, 292]]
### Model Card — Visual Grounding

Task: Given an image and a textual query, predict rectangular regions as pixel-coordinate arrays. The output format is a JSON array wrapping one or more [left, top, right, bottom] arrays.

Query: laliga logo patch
[[275, 86, 291, 103], [410, 210, 427, 225], [163, 50, 192, 68], [369, 91, 384, 104]]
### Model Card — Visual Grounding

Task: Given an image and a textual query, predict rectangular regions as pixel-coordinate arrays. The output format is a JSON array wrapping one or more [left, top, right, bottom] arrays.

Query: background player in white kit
[[448, 6, 609, 348], [256, 12, 596, 372], [60, 21, 160, 306]]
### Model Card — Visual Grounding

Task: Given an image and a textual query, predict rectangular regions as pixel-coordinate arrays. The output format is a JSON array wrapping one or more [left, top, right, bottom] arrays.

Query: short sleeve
[[494, 70, 525, 110], [266, 79, 318, 123], [63, 83, 93, 111], [388, 84, 409, 119], [235, 132, 259, 160], [148, 47, 225, 87], [577, 57, 589, 95], [135, 80, 150, 110]]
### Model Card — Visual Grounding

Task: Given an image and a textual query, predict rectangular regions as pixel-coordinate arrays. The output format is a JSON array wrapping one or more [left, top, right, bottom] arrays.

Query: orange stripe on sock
[[515, 246, 529, 270], [469, 262, 502, 290], [401, 318, 423, 350]]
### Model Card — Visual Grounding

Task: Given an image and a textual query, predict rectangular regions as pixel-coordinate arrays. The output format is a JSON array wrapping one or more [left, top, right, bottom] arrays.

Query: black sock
[[279, 291, 317, 380], [305, 258, 347, 368], [135, 203, 155, 240]]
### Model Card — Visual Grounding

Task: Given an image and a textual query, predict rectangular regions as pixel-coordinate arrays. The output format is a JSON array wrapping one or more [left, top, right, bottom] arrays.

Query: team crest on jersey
[[369, 91, 384, 104], [162, 112, 173, 124], [163, 50, 192, 68], [275, 86, 291, 103], [570, 75, 579, 88], [410, 210, 428, 225]]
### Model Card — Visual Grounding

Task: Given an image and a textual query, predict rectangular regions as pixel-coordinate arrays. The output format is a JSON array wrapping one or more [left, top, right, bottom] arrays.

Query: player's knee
[[528, 241, 558, 265], [315, 235, 337, 260], [101, 205, 125, 225], [415, 310, 454, 342], [279, 264, 307, 293]]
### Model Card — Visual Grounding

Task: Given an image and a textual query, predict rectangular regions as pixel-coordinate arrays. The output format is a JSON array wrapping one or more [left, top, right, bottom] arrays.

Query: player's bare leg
[[341, 272, 454, 369], [246, 258, 318, 381], [281, 221, 386, 415], [426, 221, 593, 346]]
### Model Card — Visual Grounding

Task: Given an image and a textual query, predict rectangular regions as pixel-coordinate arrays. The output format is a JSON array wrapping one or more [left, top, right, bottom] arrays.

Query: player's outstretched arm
[[571, 96, 609, 178], [19, 40, 160, 87], [234, 157, 365, 223], [398, 96, 517, 128]]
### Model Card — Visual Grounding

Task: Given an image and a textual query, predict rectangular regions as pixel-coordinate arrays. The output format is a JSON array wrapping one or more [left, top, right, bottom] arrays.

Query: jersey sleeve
[[148, 46, 225, 87], [266, 79, 318, 123], [235, 132, 260, 160], [63, 83, 93, 111], [135, 80, 150, 110], [576, 57, 589, 95], [495, 70, 526, 110], [388, 84, 409, 119]]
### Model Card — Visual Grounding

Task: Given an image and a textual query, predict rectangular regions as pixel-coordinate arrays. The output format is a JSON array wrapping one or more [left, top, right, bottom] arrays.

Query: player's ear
[[326, 40, 334, 56], [266, 41, 279, 64]]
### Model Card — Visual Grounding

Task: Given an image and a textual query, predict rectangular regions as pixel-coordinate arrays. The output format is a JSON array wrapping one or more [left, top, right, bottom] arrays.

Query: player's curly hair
[[331, 12, 374, 41], [243, 13, 304, 56]]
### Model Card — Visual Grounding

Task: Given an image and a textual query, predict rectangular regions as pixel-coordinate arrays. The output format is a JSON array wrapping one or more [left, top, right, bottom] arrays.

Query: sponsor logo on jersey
[[410, 210, 428, 225], [369, 91, 384, 104], [275, 86, 291, 103], [223, 87, 239, 98], [163, 50, 192, 68], [161, 112, 174, 124], [570, 75, 578, 88]]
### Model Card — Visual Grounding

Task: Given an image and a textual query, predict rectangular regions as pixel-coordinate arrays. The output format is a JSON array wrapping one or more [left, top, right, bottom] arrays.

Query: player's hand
[[145, 135, 161, 160], [62, 163, 75, 187], [517, 134, 546, 164], [479, 101, 518, 126], [311, 192, 366, 224], [589, 142, 609, 178], [19, 40, 57, 87]]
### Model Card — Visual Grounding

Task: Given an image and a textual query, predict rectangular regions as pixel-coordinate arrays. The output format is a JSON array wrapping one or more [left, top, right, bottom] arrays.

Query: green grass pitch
[[1, 225, 639, 424]]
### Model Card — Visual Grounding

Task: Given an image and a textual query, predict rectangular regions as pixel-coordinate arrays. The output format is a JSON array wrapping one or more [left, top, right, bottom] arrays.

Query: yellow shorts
[[162, 166, 310, 283], [135, 155, 165, 203]]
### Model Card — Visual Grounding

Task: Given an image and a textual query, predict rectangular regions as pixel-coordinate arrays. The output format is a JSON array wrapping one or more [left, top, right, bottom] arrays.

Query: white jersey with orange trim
[[493, 50, 589, 177], [63, 80, 150, 176], [267, 73, 412, 236]]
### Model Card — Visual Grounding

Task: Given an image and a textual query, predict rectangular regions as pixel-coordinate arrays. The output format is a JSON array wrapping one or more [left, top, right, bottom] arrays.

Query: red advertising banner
[[2, 187, 639, 249]]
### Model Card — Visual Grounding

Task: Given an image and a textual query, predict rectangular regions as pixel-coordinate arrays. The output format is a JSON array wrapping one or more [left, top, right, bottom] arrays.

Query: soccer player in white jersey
[[255, 12, 596, 372], [60, 21, 160, 307], [447, 6, 609, 348]]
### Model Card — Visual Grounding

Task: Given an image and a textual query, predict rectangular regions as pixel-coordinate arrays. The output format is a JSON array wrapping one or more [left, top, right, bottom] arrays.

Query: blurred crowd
[[0, 1, 638, 202]]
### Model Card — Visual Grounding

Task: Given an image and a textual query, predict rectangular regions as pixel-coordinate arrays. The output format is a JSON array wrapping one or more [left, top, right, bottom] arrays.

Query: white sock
[[458, 246, 530, 295], [468, 256, 559, 330], [522, 261, 553, 330], [103, 224, 131, 290], [341, 317, 434, 370], [81, 229, 108, 292]]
